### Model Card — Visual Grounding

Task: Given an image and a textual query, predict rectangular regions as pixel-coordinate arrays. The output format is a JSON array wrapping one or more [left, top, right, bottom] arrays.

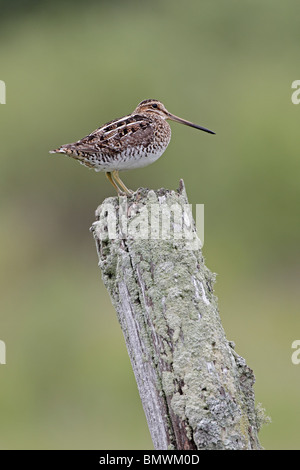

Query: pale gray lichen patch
[[170, 392, 187, 421], [162, 370, 175, 396], [255, 403, 271, 431]]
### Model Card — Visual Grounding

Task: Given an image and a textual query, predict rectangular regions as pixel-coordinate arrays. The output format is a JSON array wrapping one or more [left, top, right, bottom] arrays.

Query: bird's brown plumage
[[50, 99, 215, 194]]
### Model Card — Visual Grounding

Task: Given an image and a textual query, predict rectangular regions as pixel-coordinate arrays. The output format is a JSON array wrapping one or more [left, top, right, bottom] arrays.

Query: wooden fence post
[[90, 180, 264, 450]]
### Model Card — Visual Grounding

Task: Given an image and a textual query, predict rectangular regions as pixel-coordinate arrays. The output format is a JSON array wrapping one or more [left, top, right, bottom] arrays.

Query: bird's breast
[[95, 118, 171, 171]]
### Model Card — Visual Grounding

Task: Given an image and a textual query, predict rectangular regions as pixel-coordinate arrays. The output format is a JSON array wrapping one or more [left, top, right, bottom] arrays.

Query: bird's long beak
[[167, 113, 215, 135]]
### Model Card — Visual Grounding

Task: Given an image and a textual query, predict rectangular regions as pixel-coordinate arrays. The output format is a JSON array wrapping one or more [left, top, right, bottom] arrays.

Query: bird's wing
[[61, 114, 155, 155]]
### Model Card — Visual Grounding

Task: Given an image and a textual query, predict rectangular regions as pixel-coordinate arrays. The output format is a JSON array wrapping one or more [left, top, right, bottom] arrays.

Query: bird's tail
[[49, 147, 72, 155]]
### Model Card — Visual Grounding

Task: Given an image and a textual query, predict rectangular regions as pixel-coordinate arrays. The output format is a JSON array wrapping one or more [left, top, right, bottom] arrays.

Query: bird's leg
[[106, 172, 124, 195], [112, 170, 134, 196]]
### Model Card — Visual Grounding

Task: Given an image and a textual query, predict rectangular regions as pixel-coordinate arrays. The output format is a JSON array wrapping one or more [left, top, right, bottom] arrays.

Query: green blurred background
[[0, 0, 299, 450]]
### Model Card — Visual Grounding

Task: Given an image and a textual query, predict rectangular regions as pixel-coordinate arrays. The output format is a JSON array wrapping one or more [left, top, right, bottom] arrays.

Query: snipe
[[50, 99, 215, 195]]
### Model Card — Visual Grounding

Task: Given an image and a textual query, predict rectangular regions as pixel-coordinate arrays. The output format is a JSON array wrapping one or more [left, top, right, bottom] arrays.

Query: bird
[[50, 99, 215, 195]]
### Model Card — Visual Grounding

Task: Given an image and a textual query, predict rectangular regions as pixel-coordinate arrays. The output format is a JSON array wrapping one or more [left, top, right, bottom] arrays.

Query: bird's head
[[134, 99, 215, 135]]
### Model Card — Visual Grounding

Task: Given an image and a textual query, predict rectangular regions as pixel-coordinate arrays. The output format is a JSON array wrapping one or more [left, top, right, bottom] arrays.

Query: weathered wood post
[[90, 180, 264, 450]]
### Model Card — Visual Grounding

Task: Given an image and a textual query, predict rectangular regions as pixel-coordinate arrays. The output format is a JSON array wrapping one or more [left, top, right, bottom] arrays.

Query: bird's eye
[[152, 103, 158, 109]]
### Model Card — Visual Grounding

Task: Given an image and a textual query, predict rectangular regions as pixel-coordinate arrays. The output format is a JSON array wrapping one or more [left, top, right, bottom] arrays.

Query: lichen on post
[[90, 180, 265, 450]]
